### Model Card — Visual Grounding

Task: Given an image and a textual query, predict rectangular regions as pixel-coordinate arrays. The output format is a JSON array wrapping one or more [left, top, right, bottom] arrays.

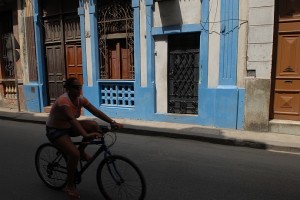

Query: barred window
[[97, 0, 134, 80]]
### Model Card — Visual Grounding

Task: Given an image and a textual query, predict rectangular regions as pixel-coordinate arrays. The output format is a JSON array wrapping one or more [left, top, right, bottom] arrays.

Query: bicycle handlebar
[[99, 125, 119, 134]]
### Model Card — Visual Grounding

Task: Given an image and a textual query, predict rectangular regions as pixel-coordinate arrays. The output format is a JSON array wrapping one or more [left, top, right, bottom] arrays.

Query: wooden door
[[272, 0, 300, 120], [66, 44, 83, 83], [64, 15, 82, 83], [46, 45, 65, 104], [42, 0, 81, 104], [44, 17, 65, 104], [109, 42, 121, 79], [108, 39, 130, 79]]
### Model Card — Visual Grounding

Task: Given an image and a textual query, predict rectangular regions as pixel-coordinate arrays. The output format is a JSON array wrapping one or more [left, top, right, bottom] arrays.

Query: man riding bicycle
[[45, 77, 123, 199]]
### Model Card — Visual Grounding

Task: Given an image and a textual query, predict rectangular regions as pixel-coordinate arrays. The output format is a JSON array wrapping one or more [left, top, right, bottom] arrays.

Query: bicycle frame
[[36, 126, 146, 199], [47, 126, 126, 186], [74, 137, 112, 178]]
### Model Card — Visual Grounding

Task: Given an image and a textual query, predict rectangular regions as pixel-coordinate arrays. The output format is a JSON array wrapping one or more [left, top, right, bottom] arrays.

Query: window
[[0, 11, 14, 79], [98, 0, 134, 80]]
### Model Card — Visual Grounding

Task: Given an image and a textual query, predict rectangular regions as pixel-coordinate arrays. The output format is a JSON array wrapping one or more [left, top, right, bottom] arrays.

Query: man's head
[[64, 77, 82, 97]]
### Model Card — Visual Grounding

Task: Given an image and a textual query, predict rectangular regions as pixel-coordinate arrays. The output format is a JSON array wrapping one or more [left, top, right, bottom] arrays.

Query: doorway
[[41, 0, 82, 104], [271, 0, 300, 120]]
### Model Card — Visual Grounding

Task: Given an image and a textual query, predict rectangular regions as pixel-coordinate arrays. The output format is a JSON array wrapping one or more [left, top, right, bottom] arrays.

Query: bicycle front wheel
[[97, 155, 146, 200], [35, 143, 68, 189]]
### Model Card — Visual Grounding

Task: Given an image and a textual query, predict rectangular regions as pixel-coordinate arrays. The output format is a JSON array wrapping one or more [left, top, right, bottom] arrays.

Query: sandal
[[63, 187, 80, 199]]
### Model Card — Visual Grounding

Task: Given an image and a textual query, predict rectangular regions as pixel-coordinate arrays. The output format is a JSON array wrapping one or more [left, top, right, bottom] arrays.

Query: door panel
[[46, 45, 65, 104], [44, 18, 61, 43], [273, 0, 300, 120], [276, 34, 300, 77], [121, 47, 130, 79], [66, 45, 83, 84], [64, 16, 81, 42], [274, 92, 300, 120], [109, 42, 120, 79]]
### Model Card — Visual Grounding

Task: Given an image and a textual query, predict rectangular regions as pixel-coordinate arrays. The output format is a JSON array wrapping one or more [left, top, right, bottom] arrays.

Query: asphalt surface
[[1, 120, 300, 200]]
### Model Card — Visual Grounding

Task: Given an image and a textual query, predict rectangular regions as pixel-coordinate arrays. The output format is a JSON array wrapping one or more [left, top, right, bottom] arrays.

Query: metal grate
[[168, 50, 199, 114], [100, 82, 134, 107], [1, 33, 15, 78]]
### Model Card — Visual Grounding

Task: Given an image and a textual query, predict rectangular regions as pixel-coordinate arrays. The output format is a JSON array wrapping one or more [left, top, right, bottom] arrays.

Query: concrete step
[[269, 119, 300, 136]]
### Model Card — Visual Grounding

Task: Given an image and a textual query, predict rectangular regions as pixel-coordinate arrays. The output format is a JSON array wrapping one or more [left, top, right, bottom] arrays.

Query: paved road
[[1, 119, 300, 200]]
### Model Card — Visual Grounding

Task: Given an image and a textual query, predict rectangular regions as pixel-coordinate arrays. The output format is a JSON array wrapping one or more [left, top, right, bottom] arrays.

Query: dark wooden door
[[44, 17, 65, 104], [272, 0, 300, 120], [46, 45, 65, 104]]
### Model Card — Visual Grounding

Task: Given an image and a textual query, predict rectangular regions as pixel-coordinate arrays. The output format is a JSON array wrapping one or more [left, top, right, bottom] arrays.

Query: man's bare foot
[[63, 186, 80, 199]]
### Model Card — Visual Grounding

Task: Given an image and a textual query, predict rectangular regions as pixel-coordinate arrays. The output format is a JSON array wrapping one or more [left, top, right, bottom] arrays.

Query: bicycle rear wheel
[[35, 143, 68, 189], [97, 155, 146, 200]]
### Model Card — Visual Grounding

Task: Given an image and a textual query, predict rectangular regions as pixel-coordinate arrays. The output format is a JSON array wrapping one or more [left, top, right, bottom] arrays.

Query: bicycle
[[35, 125, 146, 200]]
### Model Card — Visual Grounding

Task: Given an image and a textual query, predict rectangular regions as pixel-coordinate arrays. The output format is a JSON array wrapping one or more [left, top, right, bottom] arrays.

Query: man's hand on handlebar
[[85, 132, 103, 140], [110, 121, 123, 129]]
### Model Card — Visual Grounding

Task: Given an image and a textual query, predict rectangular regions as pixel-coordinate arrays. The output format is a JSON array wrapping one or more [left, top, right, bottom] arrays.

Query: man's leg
[[53, 135, 80, 197], [77, 120, 99, 161]]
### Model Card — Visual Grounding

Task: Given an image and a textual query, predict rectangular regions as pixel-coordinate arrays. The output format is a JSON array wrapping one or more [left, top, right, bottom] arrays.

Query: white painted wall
[[84, 0, 93, 86], [153, 0, 201, 27], [244, 0, 275, 131], [237, 0, 248, 87], [208, 0, 220, 88], [155, 36, 168, 113], [247, 0, 275, 79], [140, 1, 147, 87]]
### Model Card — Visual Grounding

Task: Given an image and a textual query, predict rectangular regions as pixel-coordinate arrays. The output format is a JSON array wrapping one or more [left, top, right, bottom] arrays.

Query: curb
[[1, 114, 300, 154], [0, 115, 46, 125]]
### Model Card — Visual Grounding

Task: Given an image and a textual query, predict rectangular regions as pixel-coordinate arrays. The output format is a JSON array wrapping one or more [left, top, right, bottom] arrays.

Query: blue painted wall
[[26, 0, 245, 130], [69, 0, 245, 129], [23, 84, 41, 112], [25, 0, 48, 112]]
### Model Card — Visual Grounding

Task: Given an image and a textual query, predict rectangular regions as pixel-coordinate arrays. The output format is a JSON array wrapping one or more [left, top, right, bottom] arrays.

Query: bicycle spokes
[[97, 155, 146, 200], [35, 143, 68, 189]]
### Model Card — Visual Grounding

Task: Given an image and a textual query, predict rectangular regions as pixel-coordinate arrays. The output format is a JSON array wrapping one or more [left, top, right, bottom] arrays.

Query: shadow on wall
[[157, 0, 183, 26]]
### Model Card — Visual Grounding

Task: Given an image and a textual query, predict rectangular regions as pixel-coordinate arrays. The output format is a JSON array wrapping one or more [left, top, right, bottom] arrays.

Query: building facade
[[1, 0, 300, 135], [0, 0, 24, 110]]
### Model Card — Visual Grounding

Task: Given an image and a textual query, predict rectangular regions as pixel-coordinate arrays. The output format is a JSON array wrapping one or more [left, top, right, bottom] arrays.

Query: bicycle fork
[[104, 148, 124, 185]]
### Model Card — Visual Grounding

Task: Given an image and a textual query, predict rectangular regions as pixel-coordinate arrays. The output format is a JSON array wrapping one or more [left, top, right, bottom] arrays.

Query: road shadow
[[121, 125, 268, 150]]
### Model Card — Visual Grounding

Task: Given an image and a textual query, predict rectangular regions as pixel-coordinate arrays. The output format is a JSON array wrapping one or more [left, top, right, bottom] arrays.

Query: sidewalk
[[1, 107, 300, 154]]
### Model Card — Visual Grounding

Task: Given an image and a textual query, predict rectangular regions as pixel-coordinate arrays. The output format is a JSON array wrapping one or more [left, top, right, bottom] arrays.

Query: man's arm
[[84, 103, 115, 124]]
